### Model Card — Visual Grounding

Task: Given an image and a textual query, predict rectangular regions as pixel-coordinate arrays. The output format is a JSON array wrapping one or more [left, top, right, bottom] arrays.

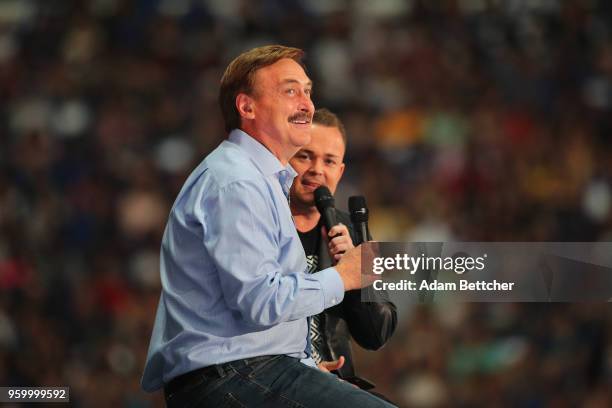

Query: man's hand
[[317, 356, 345, 373], [334, 243, 378, 291], [317, 357, 358, 388], [322, 224, 355, 262]]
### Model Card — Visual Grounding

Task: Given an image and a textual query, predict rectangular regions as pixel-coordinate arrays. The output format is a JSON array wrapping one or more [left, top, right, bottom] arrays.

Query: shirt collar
[[228, 129, 297, 184], [278, 165, 297, 199]]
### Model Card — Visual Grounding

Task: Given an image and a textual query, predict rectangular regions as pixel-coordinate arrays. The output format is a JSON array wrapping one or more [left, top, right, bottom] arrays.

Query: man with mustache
[[290, 108, 397, 394], [141, 45, 395, 408]]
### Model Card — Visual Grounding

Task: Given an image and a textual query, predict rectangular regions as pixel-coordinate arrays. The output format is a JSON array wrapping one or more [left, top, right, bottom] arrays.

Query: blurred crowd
[[1, 0, 611, 406]]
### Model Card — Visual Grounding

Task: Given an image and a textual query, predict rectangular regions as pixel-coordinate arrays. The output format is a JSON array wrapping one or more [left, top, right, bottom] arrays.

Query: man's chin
[[290, 131, 312, 147], [291, 194, 315, 209]]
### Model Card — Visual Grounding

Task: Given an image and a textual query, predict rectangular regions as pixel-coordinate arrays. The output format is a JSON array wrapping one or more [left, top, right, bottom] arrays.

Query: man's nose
[[309, 158, 324, 174], [298, 91, 314, 113]]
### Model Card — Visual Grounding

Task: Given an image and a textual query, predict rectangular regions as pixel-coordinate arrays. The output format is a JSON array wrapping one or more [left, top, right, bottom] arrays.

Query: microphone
[[349, 195, 369, 244], [314, 186, 338, 231]]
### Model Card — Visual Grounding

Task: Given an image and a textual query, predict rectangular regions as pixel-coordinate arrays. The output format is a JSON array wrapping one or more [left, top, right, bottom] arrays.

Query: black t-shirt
[[297, 219, 325, 363], [298, 220, 322, 274]]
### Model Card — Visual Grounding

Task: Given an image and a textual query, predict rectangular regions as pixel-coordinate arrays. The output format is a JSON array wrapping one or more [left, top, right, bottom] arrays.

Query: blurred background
[[1, 0, 611, 406]]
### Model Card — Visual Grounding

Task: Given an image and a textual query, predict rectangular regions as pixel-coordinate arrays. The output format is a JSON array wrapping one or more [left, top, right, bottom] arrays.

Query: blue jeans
[[165, 355, 397, 408]]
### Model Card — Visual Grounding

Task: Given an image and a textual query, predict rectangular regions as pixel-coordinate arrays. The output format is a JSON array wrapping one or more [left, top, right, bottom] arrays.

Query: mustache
[[288, 112, 312, 122]]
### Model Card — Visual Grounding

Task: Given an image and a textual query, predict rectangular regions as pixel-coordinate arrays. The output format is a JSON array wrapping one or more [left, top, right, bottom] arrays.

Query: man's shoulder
[[173, 141, 267, 210], [203, 141, 265, 188]]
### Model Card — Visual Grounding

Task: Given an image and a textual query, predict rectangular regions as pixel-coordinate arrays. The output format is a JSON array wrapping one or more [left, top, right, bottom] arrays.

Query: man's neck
[[240, 126, 296, 166], [291, 203, 320, 233]]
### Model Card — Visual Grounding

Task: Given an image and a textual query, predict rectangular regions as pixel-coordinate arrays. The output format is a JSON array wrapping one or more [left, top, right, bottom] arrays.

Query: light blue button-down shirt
[[141, 129, 345, 392]]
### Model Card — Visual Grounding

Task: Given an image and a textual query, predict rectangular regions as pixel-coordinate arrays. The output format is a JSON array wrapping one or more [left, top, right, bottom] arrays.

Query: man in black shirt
[[289, 108, 397, 387]]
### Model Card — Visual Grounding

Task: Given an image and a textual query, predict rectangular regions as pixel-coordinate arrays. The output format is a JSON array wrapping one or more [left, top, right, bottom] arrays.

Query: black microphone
[[314, 186, 338, 231], [349, 195, 369, 244]]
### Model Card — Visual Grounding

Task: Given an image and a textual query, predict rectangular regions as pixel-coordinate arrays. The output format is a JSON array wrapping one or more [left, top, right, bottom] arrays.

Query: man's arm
[[331, 213, 398, 350], [202, 179, 345, 327], [342, 290, 397, 350]]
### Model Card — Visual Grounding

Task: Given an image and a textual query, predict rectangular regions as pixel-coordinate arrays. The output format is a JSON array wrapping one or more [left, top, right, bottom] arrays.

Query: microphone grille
[[314, 186, 334, 212], [348, 195, 368, 223]]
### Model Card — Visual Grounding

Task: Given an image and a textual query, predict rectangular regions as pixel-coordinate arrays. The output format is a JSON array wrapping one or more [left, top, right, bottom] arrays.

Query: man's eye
[[325, 159, 336, 166], [286, 88, 296, 95], [305, 88, 312, 96]]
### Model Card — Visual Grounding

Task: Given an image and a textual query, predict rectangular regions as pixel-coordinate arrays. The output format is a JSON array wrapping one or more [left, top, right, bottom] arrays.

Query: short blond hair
[[313, 108, 347, 146]]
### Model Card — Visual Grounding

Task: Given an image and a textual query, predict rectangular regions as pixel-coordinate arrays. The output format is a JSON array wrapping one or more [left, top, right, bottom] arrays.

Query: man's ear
[[236, 93, 255, 120]]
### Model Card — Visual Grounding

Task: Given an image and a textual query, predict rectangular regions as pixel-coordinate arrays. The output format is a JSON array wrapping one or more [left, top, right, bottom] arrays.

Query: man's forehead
[[255, 59, 311, 85], [299, 147, 343, 157], [312, 125, 344, 141], [299, 130, 345, 156], [280, 78, 313, 87]]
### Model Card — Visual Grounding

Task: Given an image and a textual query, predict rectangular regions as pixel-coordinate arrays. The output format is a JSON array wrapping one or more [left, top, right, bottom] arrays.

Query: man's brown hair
[[219, 45, 305, 133], [312, 108, 347, 146]]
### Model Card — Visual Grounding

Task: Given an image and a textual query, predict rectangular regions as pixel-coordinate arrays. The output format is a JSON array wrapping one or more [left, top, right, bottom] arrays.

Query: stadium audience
[[0, 1, 610, 406]]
